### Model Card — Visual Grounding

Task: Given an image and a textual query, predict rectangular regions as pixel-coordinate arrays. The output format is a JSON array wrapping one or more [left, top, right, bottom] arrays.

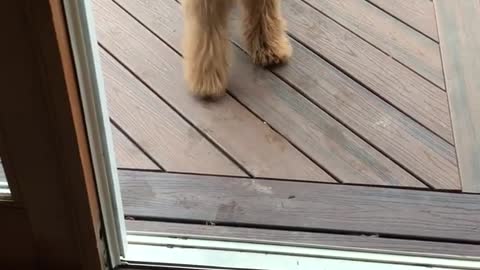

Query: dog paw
[[185, 68, 228, 98], [250, 40, 292, 67], [250, 39, 292, 67]]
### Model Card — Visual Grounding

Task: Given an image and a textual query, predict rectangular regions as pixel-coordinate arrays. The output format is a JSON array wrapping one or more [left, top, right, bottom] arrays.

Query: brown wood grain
[[282, 0, 453, 144], [114, 0, 424, 187], [227, 22, 459, 188], [0, 205, 36, 269], [0, 1, 106, 268], [435, 0, 480, 193], [100, 50, 246, 176], [127, 220, 480, 257], [302, 0, 444, 89], [111, 125, 160, 170], [368, 0, 438, 41], [95, 0, 333, 182], [120, 170, 480, 242]]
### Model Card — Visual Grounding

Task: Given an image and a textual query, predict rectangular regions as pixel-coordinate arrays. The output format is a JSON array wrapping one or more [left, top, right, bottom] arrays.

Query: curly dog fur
[[182, 0, 292, 97]]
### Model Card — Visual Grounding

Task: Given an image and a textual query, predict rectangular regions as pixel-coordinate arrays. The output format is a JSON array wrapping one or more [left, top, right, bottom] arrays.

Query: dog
[[182, 0, 292, 97]]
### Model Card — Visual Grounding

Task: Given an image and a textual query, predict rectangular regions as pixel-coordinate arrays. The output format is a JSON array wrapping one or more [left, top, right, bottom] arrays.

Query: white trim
[[127, 230, 480, 261], [62, 0, 126, 267], [126, 234, 480, 270]]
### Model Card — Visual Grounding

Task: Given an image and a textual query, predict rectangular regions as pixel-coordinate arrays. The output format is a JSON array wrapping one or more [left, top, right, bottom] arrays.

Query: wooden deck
[[0, 162, 8, 195], [92, 0, 480, 257]]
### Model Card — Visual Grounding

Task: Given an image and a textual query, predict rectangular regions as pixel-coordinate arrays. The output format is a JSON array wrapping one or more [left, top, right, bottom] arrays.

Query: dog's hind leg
[[182, 0, 233, 98], [240, 0, 292, 67]]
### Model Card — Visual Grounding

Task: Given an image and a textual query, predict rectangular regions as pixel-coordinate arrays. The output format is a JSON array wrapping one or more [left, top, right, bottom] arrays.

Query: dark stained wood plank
[[434, 0, 480, 193], [0, 205, 36, 269], [120, 170, 480, 242], [115, 0, 424, 187], [111, 124, 160, 170], [302, 0, 444, 89], [127, 220, 480, 257], [368, 0, 439, 41], [0, 1, 106, 267], [100, 50, 246, 176], [228, 18, 459, 189], [283, 0, 453, 144], [94, 0, 334, 182]]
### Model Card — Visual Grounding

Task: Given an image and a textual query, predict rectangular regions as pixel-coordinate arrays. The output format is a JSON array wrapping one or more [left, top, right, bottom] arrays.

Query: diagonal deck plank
[[94, 0, 334, 182], [227, 28, 458, 189], [301, 0, 444, 88], [120, 170, 480, 243], [435, 0, 480, 193], [282, 0, 453, 144], [114, 0, 424, 187], [129, 0, 459, 189], [368, 0, 438, 41], [100, 50, 246, 176], [111, 124, 159, 170]]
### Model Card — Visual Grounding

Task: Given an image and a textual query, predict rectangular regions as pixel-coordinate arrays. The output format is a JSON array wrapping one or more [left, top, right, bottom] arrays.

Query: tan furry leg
[[240, 0, 292, 67], [182, 0, 233, 98]]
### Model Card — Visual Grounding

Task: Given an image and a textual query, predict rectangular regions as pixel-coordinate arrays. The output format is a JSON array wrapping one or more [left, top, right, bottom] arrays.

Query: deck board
[[92, 0, 466, 189], [100, 49, 246, 176], [301, 0, 444, 88], [283, 0, 453, 144], [127, 220, 480, 257], [435, 0, 480, 193], [111, 124, 159, 170], [114, 0, 425, 187], [367, 0, 438, 41], [228, 18, 457, 189], [120, 170, 480, 243], [0, 161, 8, 192], [95, 0, 334, 182], [89, 0, 480, 251]]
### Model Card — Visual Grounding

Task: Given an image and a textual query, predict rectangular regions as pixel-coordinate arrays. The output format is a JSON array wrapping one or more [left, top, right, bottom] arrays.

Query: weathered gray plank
[[94, 0, 334, 182], [120, 170, 480, 242], [127, 220, 480, 257], [114, 0, 424, 186], [0, 161, 7, 189], [368, 0, 438, 41], [435, 0, 480, 193], [111, 124, 159, 170], [283, 0, 453, 144], [227, 16, 458, 188], [100, 50, 246, 176], [302, 0, 444, 88]]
